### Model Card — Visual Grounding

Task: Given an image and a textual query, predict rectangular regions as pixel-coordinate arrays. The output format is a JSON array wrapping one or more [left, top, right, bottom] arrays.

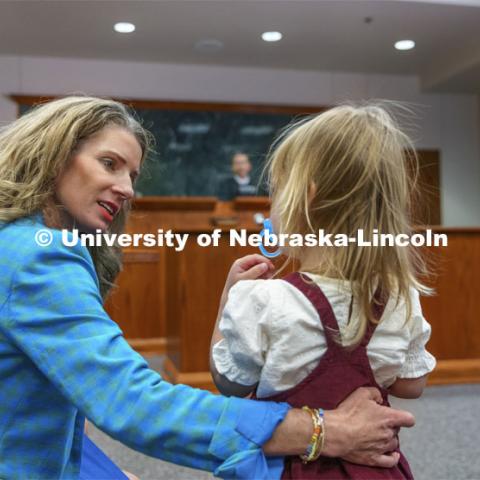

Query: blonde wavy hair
[[266, 102, 430, 346], [0, 95, 153, 299]]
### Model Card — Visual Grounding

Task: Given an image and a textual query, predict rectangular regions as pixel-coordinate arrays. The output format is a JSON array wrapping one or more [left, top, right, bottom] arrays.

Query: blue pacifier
[[259, 218, 282, 258]]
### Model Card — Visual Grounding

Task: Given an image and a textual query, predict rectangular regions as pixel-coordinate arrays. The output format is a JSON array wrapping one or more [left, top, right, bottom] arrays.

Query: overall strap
[[282, 272, 342, 350], [359, 288, 388, 347], [283, 273, 388, 350]]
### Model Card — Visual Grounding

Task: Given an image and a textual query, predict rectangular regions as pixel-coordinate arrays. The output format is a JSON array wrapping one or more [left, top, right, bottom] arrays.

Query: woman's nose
[[112, 176, 134, 200]]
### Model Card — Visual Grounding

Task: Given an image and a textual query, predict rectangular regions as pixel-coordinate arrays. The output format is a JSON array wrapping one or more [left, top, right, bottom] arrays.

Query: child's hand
[[224, 254, 275, 293]]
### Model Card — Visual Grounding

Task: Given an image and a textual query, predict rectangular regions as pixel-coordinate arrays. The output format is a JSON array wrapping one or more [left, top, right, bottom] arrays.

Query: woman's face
[[55, 125, 142, 233]]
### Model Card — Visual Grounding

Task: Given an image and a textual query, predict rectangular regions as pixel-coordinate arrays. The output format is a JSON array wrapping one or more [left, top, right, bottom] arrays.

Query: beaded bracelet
[[299, 406, 325, 464], [316, 408, 325, 458]]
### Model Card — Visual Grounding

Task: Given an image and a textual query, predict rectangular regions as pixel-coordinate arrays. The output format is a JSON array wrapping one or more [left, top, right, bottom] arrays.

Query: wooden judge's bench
[[105, 197, 480, 390]]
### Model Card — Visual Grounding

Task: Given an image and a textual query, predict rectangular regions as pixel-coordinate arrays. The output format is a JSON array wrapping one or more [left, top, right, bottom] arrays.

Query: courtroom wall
[[0, 54, 478, 226]]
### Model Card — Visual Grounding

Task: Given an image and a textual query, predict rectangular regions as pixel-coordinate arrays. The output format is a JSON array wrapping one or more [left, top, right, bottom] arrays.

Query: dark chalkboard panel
[[16, 97, 322, 197], [134, 108, 301, 197]]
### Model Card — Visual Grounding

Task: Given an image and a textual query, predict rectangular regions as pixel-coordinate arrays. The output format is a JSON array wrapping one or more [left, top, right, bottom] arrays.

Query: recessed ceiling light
[[394, 39, 415, 51], [194, 38, 224, 53], [262, 31, 282, 42], [114, 22, 135, 34]]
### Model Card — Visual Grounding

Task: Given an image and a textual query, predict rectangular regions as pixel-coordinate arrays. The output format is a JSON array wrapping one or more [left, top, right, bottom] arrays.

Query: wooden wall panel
[[166, 237, 259, 373], [421, 231, 480, 360], [416, 150, 441, 226], [105, 199, 480, 387], [104, 250, 166, 351]]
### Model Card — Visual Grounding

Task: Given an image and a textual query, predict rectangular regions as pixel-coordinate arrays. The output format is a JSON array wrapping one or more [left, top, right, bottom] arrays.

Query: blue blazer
[[0, 215, 288, 479]]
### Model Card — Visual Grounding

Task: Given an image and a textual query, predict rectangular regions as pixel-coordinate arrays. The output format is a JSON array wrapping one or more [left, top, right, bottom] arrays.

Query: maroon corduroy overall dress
[[255, 272, 413, 479]]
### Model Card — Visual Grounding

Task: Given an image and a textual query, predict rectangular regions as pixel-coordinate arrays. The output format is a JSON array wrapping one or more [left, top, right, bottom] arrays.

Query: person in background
[[218, 151, 257, 200]]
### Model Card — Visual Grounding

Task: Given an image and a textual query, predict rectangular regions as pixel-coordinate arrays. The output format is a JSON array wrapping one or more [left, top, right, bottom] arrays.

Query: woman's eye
[[130, 169, 140, 182], [101, 158, 115, 169]]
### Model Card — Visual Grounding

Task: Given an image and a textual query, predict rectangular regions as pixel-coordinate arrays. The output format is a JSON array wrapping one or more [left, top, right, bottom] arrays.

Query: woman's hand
[[223, 254, 275, 294], [323, 387, 414, 467], [263, 387, 415, 469]]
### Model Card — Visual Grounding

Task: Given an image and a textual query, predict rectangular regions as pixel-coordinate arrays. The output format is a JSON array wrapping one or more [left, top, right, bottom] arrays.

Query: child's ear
[[308, 182, 316, 204]]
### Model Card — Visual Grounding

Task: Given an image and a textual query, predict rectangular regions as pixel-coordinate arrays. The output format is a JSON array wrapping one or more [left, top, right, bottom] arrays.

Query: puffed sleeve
[[398, 288, 437, 378], [212, 280, 272, 386]]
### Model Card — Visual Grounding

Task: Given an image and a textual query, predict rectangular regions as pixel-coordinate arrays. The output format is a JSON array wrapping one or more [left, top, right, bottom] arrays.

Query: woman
[[0, 96, 413, 479]]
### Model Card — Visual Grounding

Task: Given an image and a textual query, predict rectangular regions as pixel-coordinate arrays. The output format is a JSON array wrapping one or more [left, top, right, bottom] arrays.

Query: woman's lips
[[98, 200, 118, 215], [98, 203, 114, 222]]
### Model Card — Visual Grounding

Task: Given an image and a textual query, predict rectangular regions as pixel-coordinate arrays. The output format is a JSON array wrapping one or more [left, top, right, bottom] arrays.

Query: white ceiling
[[0, 0, 480, 93]]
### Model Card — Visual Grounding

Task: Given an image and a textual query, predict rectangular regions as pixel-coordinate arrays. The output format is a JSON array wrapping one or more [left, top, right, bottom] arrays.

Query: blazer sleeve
[[3, 231, 289, 478]]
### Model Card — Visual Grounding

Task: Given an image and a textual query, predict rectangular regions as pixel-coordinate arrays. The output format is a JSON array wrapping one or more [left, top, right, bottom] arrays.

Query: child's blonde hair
[[266, 101, 430, 346]]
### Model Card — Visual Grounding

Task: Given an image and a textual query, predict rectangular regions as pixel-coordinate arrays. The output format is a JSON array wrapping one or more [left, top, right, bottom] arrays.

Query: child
[[210, 103, 436, 479]]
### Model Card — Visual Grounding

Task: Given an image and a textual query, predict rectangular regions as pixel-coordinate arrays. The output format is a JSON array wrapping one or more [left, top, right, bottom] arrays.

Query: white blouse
[[212, 274, 436, 398]]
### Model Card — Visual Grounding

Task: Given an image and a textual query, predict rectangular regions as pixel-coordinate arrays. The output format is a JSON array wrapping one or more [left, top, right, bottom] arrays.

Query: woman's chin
[[75, 220, 109, 234]]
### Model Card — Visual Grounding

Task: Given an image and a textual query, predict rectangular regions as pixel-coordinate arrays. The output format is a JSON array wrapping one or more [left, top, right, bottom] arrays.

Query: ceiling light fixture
[[262, 31, 282, 42], [194, 39, 224, 53], [114, 22, 136, 34], [394, 39, 415, 51]]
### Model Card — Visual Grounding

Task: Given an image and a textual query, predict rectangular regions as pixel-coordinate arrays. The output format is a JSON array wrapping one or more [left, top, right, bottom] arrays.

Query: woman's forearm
[[262, 407, 312, 455], [262, 407, 348, 457], [263, 387, 416, 468]]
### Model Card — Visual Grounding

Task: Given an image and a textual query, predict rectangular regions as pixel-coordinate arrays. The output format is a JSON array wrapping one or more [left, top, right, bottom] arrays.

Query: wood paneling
[[104, 249, 165, 341], [415, 150, 441, 226], [105, 199, 479, 389], [428, 359, 480, 385], [420, 230, 480, 361], [10, 94, 325, 115], [133, 196, 217, 212], [166, 235, 260, 373]]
